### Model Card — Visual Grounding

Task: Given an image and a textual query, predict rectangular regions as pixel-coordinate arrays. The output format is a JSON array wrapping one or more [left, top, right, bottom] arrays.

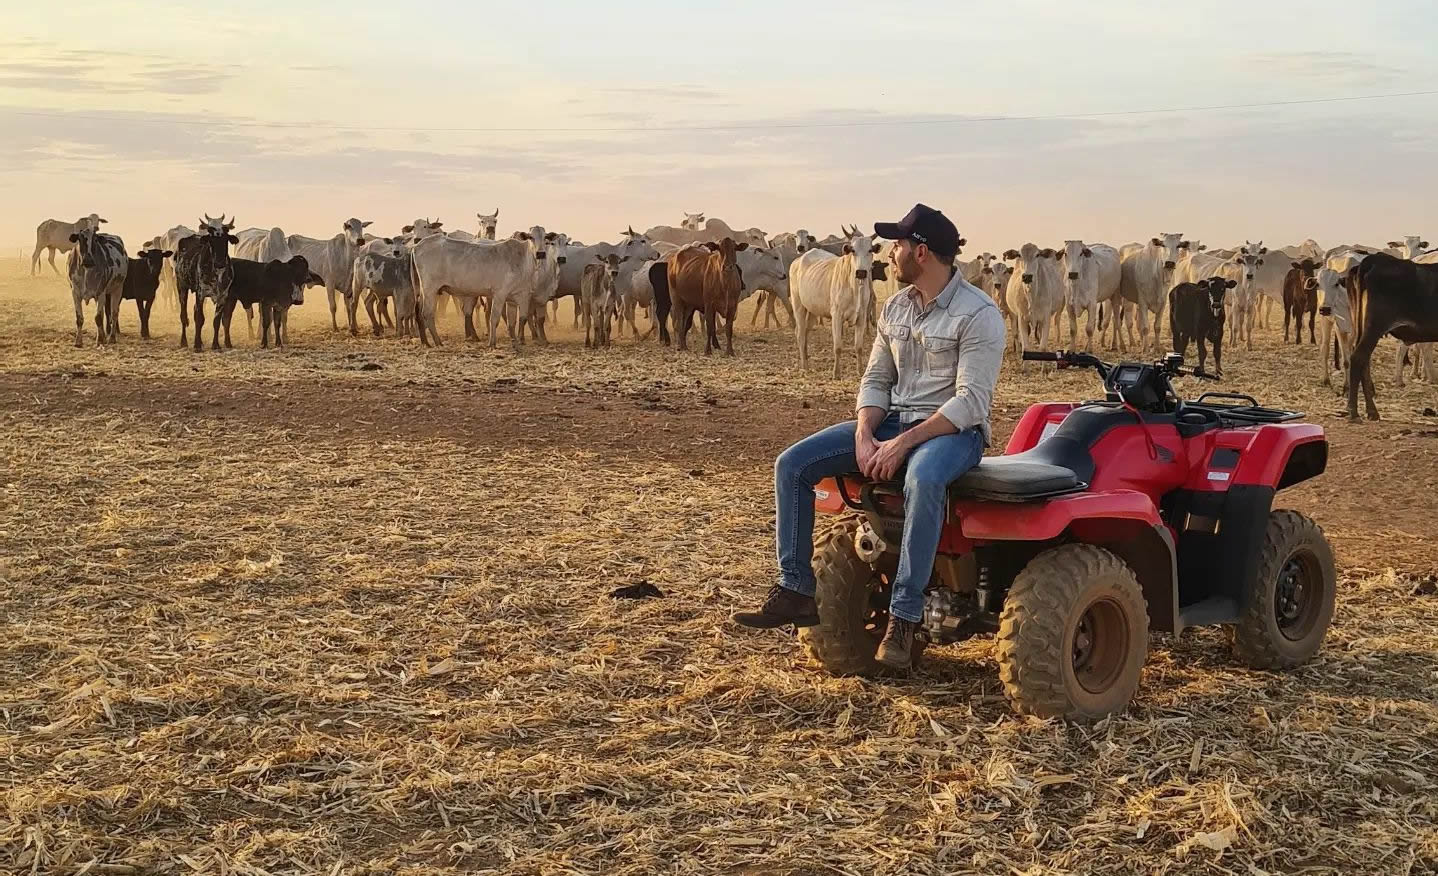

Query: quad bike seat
[[950, 432, 1096, 502]]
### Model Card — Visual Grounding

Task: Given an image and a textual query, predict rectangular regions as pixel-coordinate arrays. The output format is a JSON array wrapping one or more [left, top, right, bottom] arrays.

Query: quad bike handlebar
[[1021, 349, 1219, 381], [1023, 350, 1219, 413]]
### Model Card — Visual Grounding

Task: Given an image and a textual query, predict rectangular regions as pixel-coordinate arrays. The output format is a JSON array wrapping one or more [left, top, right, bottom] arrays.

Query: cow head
[[1394, 235, 1429, 259], [1151, 232, 1185, 278], [619, 233, 660, 265], [200, 213, 239, 244], [1015, 243, 1058, 286], [1242, 240, 1267, 257], [1202, 276, 1235, 319], [736, 246, 788, 296], [477, 209, 499, 240], [136, 247, 172, 276], [273, 255, 314, 305], [69, 225, 102, 268], [342, 217, 371, 247], [1059, 240, 1093, 283], [681, 212, 705, 231], [990, 261, 1013, 294], [795, 229, 816, 253]]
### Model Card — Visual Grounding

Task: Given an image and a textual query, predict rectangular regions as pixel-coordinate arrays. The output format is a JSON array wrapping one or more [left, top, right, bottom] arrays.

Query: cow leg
[[750, 291, 766, 327], [485, 296, 505, 349], [1347, 335, 1379, 420], [178, 290, 190, 348], [460, 298, 479, 341], [92, 297, 106, 346], [326, 285, 340, 331], [242, 302, 254, 340], [365, 294, 382, 337], [48, 247, 60, 275], [191, 298, 206, 352], [260, 306, 271, 349], [137, 299, 150, 340], [106, 286, 122, 344], [1083, 303, 1098, 352], [1395, 343, 1409, 389], [221, 300, 235, 349], [210, 299, 225, 351], [379, 297, 394, 329]]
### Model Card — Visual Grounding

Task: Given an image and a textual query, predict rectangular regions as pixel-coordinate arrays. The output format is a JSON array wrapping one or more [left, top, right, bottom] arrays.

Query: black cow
[[1346, 253, 1438, 420], [120, 248, 172, 339], [220, 256, 322, 349], [1169, 276, 1234, 376], [1282, 259, 1320, 344]]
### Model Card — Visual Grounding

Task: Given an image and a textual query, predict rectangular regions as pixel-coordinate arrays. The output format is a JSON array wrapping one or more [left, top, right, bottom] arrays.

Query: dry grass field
[[2, 257, 1437, 875]]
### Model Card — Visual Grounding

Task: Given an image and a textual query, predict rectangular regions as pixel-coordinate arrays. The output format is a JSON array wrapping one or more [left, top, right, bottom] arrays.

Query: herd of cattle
[[30, 209, 1438, 420]]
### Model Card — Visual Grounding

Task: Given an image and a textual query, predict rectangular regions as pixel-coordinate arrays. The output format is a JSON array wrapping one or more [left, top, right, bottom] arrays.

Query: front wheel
[[997, 544, 1149, 719], [1228, 511, 1336, 669], [799, 518, 925, 675]]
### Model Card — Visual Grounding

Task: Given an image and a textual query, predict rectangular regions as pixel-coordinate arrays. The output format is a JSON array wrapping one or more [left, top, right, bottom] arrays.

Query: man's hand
[[869, 433, 914, 482], [855, 429, 880, 478]]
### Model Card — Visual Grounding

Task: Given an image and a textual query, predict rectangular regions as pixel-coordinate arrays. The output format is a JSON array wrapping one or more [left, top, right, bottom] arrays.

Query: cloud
[[0, 105, 590, 187], [0, 49, 235, 95], [1240, 51, 1406, 87]]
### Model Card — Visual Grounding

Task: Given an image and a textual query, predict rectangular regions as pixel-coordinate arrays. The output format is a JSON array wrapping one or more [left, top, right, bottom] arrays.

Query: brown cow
[[665, 238, 746, 355], [1282, 259, 1320, 343]]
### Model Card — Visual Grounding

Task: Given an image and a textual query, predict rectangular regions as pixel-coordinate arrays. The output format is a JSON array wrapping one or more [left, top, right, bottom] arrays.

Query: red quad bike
[[805, 350, 1336, 719]]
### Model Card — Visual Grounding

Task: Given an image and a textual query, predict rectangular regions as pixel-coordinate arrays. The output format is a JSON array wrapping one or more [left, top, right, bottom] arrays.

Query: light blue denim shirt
[[856, 268, 1006, 445]]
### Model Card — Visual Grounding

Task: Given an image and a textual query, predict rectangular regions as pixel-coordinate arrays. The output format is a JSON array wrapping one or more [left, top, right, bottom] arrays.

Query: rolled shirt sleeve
[[855, 328, 896, 414], [937, 306, 1006, 440]]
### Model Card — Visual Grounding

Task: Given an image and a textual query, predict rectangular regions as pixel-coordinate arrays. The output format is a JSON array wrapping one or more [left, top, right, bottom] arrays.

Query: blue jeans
[[774, 415, 984, 622]]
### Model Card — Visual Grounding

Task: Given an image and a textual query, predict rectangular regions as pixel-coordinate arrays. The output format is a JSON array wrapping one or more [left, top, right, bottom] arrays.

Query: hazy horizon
[[4, 1, 1435, 257]]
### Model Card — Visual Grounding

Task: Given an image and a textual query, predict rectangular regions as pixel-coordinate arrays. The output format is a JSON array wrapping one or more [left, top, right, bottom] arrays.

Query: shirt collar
[[905, 268, 961, 314]]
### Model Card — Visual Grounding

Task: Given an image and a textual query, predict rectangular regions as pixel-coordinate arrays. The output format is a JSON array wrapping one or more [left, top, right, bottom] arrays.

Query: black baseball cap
[[874, 204, 962, 259]]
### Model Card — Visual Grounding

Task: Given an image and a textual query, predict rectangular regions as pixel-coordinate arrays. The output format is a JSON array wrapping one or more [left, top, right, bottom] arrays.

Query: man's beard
[[896, 250, 921, 284]]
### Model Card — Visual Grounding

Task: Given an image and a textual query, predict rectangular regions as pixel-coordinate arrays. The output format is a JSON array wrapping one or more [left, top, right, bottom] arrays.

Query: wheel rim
[[1071, 597, 1130, 696], [1276, 550, 1323, 641]]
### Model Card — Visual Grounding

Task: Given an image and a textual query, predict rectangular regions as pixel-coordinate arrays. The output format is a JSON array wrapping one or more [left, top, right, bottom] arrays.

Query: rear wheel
[[800, 518, 925, 675], [1229, 511, 1335, 669], [997, 544, 1148, 719]]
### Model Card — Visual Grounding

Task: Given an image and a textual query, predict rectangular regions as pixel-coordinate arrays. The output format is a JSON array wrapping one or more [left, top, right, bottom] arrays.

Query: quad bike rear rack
[[1183, 392, 1306, 425]]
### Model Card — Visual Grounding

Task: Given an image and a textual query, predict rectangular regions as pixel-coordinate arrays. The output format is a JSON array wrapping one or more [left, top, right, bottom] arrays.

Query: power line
[[3, 89, 1436, 135]]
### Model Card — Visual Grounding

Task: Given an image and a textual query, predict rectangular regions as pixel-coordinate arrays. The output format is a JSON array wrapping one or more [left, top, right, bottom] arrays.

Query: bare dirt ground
[[2, 258, 1437, 874]]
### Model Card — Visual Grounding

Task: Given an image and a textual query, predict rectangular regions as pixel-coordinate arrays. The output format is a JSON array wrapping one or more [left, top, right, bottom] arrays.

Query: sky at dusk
[[3, 0, 1435, 256]]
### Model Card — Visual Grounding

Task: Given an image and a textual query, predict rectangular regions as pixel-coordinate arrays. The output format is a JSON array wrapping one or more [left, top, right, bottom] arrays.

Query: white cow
[[1056, 241, 1121, 351], [644, 214, 767, 248], [286, 218, 371, 334], [986, 261, 1015, 348], [410, 235, 540, 348], [476, 209, 499, 240], [1118, 233, 1190, 354], [752, 230, 816, 329], [1309, 267, 1353, 389], [32, 213, 106, 275], [555, 236, 662, 327], [1004, 244, 1065, 360], [960, 252, 996, 286], [791, 231, 879, 378]]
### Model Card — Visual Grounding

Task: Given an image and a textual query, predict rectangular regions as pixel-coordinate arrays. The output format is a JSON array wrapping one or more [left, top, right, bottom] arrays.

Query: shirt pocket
[[886, 324, 911, 369], [922, 333, 959, 373]]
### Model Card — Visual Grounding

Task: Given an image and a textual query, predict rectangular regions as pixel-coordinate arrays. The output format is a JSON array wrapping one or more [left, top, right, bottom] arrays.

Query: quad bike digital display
[[807, 350, 1336, 719]]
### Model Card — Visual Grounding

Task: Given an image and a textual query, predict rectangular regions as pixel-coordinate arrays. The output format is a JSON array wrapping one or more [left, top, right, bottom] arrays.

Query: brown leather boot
[[732, 584, 820, 629], [876, 616, 919, 668]]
